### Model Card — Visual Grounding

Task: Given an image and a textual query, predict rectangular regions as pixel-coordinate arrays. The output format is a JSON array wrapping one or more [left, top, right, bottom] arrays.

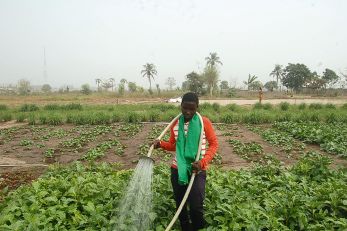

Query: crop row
[[274, 122, 347, 157], [1, 153, 346, 230], [1, 103, 347, 124]]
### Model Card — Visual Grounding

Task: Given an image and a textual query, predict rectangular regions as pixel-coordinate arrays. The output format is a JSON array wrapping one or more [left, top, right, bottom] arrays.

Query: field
[[1, 102, 347, 230]]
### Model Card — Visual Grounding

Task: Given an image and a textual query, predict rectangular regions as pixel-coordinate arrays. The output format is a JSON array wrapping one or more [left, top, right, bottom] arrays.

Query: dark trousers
[[171, 168, 206, 231]]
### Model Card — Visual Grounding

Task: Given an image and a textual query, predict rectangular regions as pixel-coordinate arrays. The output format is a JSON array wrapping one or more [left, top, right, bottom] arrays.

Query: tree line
[[5, 54, 346, 96]]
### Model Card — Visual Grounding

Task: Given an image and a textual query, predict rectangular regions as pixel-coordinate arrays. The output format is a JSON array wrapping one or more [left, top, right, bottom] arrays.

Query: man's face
[[181, 101, 198, 121]]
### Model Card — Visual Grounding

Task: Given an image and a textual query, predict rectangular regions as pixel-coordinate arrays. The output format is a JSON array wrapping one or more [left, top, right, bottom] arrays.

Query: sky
[[0, 0, 346, 89]]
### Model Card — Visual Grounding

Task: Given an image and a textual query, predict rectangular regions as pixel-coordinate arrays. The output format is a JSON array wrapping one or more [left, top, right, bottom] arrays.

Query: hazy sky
[[0, 0, 346, 89]]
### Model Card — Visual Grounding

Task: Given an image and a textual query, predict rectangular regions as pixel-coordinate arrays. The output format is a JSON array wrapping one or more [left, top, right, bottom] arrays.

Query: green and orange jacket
[[160, 116, 218, 170]]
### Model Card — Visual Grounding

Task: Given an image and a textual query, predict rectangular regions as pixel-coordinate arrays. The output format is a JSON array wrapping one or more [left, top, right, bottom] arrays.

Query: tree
[[306, 73, 326, 90], [109, 78, 115, 91], [269, 64, 283, 89], [322, 68, 339, 88], [95, 78, 102, 91], [282, 63, 312, 92], [219, 80, 229, 90], [118, 79, 127, 95], [141, 63, 157, 91], [166, 77, 176, 90], [81, 84, 92, 95], [17, 79, 31, 95], [243, 74, 258, 90], [182, 81, 189, 91], [186, 72, 205, 95], [249, 81, 263, 91], [128, 82, 137, 93], [101, 80, 112, 91], [264, 81, 278, 92], [203, 66, 219, 97], [156, 84, 160, 95], [205, 52, 223, 67], [41, 84, 52, 93]]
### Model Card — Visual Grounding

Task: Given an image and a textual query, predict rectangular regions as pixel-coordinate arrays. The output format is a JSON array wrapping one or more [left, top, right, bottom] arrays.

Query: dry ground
[[1, 121, 346, 192]]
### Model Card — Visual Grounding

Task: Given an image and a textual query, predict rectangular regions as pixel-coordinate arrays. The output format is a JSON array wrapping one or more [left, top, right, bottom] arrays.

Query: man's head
[[181, 92, 199, 121]]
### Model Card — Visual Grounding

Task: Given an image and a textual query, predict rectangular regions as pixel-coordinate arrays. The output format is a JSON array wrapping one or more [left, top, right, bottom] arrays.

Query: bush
[[19, 104, 39, 112], [149, 111, 160, 122], [298, 103, 306, 110], [81, 84, 92, 95], [326, 113, 339, 123], [309, 103, 323, 110], [221, 113, 239, 124], [126, 112, 141, 123], [262, 103, 273, 110], [111, 113, 122, 122], [226, 104, 239, 112], [341, 103, 347, 110], [212, 103, 220, 112], [252, 102, 263, 110], [47, 115, 64, 125], [0, 104, 8, 111], [0, 113, 12, 122], [89, 113, 111, 125], [325, 103, 336, 109], [44, 104, 61, 110], [16, 113, 26, 122], [28, 114, 36, 125], [279, 102, 290, 111], [61, 103, 83, 110]]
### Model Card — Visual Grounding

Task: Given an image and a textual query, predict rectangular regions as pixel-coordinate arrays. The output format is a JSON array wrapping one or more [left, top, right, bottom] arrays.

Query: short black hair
[[182, 92, 199, 106]]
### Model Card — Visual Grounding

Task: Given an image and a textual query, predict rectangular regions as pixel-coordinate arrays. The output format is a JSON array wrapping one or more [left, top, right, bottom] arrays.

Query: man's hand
[[192, 161, 202, 173], [151, 140, 161, 149]]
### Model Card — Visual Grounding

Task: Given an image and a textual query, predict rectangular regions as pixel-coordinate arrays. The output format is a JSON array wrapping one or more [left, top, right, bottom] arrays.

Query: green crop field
[[1, 102, 347, 230]]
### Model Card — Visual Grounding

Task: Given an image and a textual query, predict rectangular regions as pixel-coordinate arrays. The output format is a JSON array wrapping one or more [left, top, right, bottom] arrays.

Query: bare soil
[[1, 122, 347, 192]]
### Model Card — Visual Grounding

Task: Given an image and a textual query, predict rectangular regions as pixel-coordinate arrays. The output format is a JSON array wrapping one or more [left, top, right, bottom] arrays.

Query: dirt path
[[215, 129, 250, 170], [200, 98, 347, 106], [0, 121, 27, 129]]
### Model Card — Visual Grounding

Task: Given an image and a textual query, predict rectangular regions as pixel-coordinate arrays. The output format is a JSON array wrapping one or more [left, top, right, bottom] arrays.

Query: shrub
[[0, 104, 8, 111], [221, 113, 239, 124], [16, 113, 26, 122], [262, 103, 273, 110], [279, 102, 290, 111], [126, 112, 141, 123], [226, 104, 239, 112], [298, 103, 306, 110], [252, 102, 263, 110], [149, 111, 160, 122], [19, 104, 39, 112], [61, 103, 83, 110], [0, 113, 12, 122], [212, 103, 220, 112], [44, 104, 61, 110], [309, 103, 323, 110], [325, 103, 336, 109]]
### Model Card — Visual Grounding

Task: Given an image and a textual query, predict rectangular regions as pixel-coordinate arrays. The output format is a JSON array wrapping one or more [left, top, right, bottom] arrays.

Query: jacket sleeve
[[200, 117, 218, 169], [159, 121, 177, 151]]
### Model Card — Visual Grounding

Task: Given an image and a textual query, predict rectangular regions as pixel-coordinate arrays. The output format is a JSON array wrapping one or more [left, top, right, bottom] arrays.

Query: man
[[153, 92, 218, 231]]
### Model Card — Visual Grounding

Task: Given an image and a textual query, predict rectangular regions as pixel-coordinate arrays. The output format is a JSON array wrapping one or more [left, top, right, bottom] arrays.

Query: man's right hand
[[152, 140, 161, 149]]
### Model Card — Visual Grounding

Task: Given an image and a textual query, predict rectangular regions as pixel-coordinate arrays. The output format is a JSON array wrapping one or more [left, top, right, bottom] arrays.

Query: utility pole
[[43, 47, 48, 82]]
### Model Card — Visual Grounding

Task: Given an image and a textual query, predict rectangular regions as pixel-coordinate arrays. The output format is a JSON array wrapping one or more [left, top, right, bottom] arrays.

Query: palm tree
[[109, 78, 115, 91], [205, 52, 223, 67], [141, 63, 157, 90], [204, 66, 219, 97], [95, 78, 102, 91], [269, 64, 283, 89], [243, 74, 258, 90]]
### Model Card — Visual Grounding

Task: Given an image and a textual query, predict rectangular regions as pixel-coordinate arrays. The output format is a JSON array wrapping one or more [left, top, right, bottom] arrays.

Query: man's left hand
[[192, 161, 202, 173]]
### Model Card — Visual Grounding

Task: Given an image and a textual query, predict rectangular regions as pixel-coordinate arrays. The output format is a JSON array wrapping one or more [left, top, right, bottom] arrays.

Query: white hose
[[146, 112, 204, 231], [164, 112, 204, 231]]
